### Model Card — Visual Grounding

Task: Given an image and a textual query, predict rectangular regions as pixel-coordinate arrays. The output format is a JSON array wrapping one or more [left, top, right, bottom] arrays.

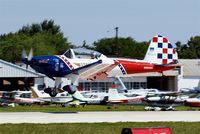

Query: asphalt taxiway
[[0, 111, 200, 124]]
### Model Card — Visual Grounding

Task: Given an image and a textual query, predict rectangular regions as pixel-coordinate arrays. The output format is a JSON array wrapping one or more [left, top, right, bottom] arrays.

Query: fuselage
[[26, 55, 176, 79], [108, 58, 176, 76]]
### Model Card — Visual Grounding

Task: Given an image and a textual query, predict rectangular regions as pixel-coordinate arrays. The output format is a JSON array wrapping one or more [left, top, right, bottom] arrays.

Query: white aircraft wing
[[79, 63, 118, 81], [70, 60, 102, 75]]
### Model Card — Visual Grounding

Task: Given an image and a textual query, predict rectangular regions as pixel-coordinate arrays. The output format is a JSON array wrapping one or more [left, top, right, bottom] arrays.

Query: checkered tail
[[144, 35, 178, 65]]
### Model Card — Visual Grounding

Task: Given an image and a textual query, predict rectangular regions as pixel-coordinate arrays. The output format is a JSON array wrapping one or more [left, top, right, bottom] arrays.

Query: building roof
[[0, 59, 44, 78], [178, 59, 200, 77]]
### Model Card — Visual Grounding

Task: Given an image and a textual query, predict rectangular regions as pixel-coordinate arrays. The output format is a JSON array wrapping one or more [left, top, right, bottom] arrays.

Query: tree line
[[0, 19, 200, 62]]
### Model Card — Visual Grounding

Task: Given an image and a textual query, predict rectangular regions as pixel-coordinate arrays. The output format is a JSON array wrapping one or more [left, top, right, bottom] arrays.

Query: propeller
[[22, 49, 27, 59], [22, 48, 33, 69], [22, 48, 33, 61], [28, 48, 33, 61]]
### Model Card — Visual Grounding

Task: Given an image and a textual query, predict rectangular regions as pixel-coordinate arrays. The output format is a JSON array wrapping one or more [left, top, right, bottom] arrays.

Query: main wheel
[[49, 90, 57, 97]]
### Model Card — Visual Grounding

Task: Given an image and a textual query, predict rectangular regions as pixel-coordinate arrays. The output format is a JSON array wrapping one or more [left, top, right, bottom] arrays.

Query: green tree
[[175, 36, 200, 59], [187, 36, 200, 58], [93, 37, 148, 59], [0, 20, 71, 62]]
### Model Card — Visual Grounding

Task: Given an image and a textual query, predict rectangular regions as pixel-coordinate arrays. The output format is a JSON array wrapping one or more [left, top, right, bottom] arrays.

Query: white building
[[79, 68, 180, 92], [178, 59, 200, 90], [0, 59, 44, 91]]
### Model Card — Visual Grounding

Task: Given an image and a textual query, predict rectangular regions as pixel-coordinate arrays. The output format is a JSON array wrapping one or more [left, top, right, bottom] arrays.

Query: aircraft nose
[[30, 58, 37, 64]]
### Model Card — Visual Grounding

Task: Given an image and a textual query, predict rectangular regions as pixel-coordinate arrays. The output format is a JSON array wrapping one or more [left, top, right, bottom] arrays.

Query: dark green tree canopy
[[93, 37, 149, 59], [175, 36, 200, 59], [0, 20, 71, 62]]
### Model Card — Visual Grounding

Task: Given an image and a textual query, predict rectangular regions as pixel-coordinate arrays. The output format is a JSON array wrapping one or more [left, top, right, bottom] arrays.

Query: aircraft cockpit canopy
[[63, 48, 102, 59]]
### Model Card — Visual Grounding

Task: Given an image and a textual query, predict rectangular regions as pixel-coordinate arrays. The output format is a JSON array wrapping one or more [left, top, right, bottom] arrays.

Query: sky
[[0, 0, 200, 46]]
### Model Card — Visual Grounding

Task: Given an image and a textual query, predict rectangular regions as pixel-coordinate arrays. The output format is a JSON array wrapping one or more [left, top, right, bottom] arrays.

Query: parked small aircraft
[[184, 95, 200, 107], [0, 91, 43, 106], [106, 86, 145, 105], [66, 85, 108, 105], [67, 85, 145, 105], [31, 84, 73, 107], [22, 35, 178, 97], [180, 81, 200, 94], [144, 92, 184, 111]]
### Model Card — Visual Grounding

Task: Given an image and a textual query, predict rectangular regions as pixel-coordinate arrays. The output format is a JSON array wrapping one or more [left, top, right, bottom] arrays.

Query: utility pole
[[114, 27, 119, 55], [115, 27, 119, 39]]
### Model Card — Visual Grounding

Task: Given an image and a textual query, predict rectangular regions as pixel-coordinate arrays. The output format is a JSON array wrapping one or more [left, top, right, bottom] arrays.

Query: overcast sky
[[0, 0, 200, 46]]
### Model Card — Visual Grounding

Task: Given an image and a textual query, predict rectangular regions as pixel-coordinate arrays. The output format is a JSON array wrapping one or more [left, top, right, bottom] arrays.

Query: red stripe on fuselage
[[117, 59, 175, 74], [59, 56, 74, 70]]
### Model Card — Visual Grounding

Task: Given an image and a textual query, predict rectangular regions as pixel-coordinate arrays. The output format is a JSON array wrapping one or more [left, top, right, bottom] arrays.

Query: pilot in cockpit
[[91, 52, 98, 59]]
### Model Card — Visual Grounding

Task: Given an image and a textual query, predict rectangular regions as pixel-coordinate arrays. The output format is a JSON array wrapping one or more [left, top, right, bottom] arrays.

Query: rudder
[[144, 35, 178, 65]]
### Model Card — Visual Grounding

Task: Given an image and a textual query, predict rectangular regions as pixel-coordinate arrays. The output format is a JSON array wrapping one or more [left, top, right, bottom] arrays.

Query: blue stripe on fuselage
[[30, 55, 71, 77]]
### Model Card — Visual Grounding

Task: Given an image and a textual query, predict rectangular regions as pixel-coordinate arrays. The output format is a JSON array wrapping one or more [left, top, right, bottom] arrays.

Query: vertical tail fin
[[114, 76, 127, 92], [31, 84, 47, 98], [144, 35, 178, 65]]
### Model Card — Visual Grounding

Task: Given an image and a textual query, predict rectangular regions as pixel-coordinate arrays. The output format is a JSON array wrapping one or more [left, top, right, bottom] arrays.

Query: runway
[[0, 111, 200, 124]]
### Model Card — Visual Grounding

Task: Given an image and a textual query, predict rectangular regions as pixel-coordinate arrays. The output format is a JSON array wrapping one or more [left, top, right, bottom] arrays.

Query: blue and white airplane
[[22, 48, 117, 97]]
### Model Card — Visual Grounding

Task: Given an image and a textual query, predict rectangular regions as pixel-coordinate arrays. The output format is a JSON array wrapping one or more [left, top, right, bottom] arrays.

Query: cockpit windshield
[[63, 48, 102, 59], [63, 49, 73, 58]]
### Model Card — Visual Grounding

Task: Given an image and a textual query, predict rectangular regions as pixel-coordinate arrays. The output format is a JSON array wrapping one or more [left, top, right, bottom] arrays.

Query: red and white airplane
[[22, 35, 178, 97], [0, 91, 43, 107], [106, 86, 145, 105]]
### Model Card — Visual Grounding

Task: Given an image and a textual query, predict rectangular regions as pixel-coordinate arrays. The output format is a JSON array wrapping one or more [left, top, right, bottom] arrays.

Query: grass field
[[0, 122, 200, 134], [0, 105, 200, 134], [0, 105, 199, 112], [0, 105, 144, 112]]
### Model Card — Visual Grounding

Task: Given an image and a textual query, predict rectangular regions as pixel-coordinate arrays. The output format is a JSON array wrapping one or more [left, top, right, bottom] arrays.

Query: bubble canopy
[[63, 48, 102, 59]]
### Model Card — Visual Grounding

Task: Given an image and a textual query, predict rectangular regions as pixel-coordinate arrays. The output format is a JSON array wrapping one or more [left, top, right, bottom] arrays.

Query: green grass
[[0, 105, 199, 112], [0, 105, 200, 134], [0, 105, 144, 112], [0, 122, 200, 134]]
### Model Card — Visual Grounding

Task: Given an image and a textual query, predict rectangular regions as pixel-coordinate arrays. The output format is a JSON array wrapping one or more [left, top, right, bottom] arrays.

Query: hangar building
[[79, 68, 180, 92], [178, 59, 200, 90], [0, 59, 44, 91]]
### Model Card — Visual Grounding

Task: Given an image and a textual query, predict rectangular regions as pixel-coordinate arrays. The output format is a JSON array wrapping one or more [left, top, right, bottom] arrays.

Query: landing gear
[[63, 85, 76, 94], [49, 90, 57, 97], [44, 87, 58, 97], [43, 77, 79, 97]]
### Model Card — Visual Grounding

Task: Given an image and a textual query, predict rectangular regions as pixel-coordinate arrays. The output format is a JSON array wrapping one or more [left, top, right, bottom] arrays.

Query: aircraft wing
[[147, 91, 180, 97], [70, 60, 103, 75], [78, 62, 118, 81]]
